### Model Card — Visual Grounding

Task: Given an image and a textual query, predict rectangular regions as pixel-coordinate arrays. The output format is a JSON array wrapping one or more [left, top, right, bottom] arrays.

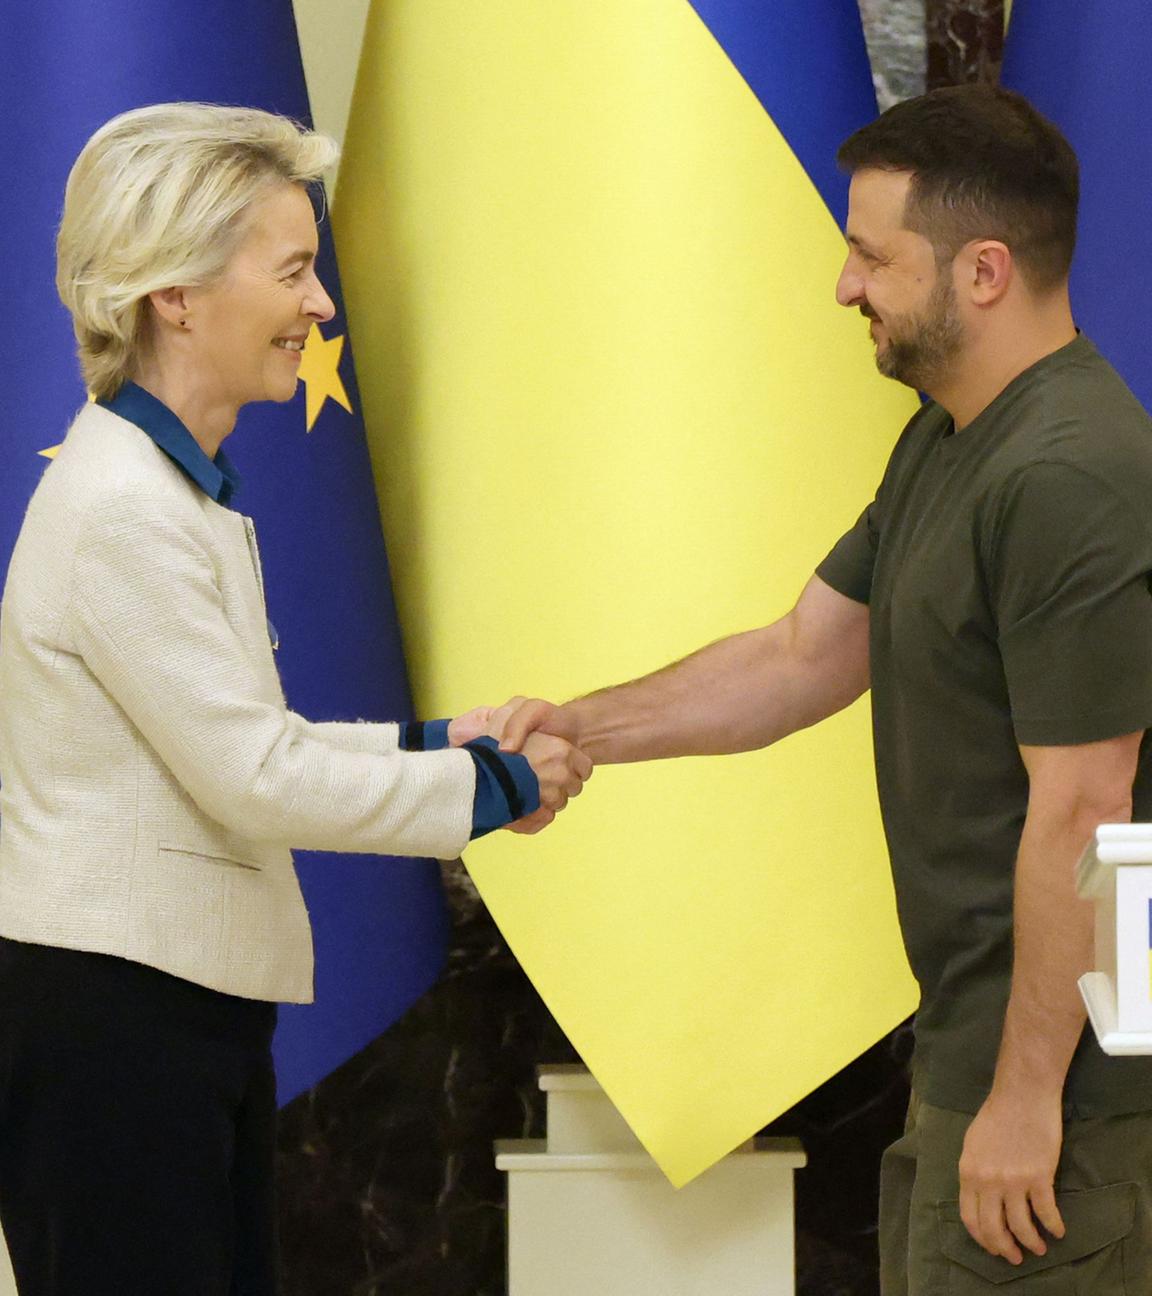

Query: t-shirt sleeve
[[989, 461, 1152, 745], [816, 499, 880, 605]]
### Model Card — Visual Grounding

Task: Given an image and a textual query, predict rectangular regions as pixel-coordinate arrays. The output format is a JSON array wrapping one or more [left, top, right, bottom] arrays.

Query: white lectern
[[496, 1065, 806, 1294], [1077, 823, 1152, 1054]]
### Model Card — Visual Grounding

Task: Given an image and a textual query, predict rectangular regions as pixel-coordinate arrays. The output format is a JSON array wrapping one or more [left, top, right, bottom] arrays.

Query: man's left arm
[[958, 730, 1143, 1264]]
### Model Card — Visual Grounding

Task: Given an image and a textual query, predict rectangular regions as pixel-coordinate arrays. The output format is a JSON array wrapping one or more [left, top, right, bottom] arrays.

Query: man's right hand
[[491, 696, 576, 754], [511, 728, 592, 834]]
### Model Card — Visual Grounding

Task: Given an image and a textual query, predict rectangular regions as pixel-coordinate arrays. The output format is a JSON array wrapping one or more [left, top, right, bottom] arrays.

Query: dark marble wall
[[927, 0, 1005, 91], [277, 5, 1006, 1294], [858, 0, 926, 108]]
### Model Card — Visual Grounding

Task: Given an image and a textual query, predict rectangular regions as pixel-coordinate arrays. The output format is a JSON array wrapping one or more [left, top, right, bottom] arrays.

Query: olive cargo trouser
[[880, 1092, 1152, 1294]]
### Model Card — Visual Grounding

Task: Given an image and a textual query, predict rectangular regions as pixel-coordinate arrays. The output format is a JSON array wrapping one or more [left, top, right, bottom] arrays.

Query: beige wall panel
[[292, 0, 371, 191]]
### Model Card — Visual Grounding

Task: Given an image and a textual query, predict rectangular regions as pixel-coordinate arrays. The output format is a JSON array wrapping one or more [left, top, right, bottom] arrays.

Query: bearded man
[[497, 86, 1152, 1293]]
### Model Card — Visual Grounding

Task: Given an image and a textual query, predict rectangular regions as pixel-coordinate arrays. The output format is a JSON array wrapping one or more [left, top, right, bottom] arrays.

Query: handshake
[[448, 697, 590, 835]]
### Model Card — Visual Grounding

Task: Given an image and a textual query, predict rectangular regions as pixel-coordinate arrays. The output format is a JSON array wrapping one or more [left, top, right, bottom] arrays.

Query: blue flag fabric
[[1002, 0, 1152, 414], [2, 0, 447, 1102], [686, 0, 878, 225]]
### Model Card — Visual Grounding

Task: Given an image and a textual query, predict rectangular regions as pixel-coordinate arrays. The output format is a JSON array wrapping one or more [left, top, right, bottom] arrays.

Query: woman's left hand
[[447, 706, 496, 746]]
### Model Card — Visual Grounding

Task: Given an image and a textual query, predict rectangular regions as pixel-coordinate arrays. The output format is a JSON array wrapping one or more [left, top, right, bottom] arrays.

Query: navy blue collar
[[98, 381, 242, 507]]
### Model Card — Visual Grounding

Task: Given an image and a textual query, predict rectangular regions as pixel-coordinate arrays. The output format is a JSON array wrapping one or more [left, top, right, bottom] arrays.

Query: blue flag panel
[[1002, 0, 1152, 415], [687, 0, 878, 226], [2, 0, 448, 1102]]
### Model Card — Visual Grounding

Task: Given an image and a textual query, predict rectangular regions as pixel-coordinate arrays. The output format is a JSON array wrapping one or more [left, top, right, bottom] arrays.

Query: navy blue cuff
[[464, 736, 541, 839], [399, 718, 452, 751]]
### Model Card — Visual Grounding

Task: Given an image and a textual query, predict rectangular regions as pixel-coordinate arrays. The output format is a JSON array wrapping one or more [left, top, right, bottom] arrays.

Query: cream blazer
[[0, 403, 475, 1002]]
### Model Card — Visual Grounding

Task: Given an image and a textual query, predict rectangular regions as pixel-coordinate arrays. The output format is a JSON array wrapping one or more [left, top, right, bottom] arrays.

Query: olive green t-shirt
[[818, 335, 1152, 1116]]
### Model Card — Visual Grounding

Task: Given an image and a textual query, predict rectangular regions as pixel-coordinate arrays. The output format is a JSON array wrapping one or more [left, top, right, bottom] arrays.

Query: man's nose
[[835, 261, 865, 309]]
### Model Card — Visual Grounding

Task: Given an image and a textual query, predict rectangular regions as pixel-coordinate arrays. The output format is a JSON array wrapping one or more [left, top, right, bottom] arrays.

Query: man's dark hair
[[837, 85, 1079, 293]]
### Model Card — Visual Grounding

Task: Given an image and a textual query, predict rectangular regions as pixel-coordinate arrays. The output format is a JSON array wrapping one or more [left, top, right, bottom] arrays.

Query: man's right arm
[[496, 573, 870, 766]]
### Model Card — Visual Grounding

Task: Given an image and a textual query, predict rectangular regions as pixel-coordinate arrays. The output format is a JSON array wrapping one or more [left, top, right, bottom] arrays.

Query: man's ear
[[962, 240, 1013, 307]]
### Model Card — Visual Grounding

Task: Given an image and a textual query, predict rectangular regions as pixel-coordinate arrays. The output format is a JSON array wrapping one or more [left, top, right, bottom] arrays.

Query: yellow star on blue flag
[[298, 323, 353, 431]]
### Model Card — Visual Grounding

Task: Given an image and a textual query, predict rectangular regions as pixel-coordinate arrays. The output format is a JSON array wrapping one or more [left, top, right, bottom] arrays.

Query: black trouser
[[0, 937, 279, 1296]]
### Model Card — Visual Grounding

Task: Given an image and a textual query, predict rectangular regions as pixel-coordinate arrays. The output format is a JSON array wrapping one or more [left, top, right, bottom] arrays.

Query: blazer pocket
[[159, 844, 265, 871], [936, 1181, 1137, 1284]]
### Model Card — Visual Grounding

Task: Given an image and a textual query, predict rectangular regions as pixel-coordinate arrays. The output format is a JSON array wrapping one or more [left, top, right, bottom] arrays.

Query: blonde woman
[[0, 103, 590, 1296]]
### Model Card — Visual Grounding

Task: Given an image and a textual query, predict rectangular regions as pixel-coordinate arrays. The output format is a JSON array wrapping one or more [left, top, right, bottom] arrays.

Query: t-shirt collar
[[939, 332, 1094, 448]]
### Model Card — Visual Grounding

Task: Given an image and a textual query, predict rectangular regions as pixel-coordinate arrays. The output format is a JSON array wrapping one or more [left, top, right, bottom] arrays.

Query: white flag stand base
[[0, 1229, 13, 1296], [496, 1065, 806, 1294]]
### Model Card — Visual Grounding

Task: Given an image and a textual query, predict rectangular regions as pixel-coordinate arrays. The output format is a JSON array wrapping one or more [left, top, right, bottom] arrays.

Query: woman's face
[[182, 182, 335, 410]]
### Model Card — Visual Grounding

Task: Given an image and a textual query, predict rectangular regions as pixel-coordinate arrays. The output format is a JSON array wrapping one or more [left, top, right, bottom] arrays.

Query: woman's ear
[[147, 286, 192, 331]]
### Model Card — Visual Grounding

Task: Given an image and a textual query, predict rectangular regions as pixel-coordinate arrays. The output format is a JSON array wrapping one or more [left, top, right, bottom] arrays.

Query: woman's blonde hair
[[56, 102, 338, 400]]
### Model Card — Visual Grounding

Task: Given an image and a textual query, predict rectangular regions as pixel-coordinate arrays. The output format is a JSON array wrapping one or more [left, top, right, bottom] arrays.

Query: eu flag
[[1002, 0, 1152, 415], [2, 1, 448, 1102]]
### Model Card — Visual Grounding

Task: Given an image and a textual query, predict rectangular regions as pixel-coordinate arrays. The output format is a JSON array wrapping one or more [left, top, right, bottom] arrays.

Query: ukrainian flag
[[339, 0, 919, 1184], [3, 0, 447, 1103]]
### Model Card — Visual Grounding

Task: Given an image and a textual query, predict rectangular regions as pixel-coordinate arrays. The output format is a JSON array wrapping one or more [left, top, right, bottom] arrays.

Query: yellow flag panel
[[338, 0, 920, 1185]]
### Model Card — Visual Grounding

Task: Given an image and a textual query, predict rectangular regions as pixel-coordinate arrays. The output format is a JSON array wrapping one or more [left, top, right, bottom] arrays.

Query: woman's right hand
[[511, 732, 593, 834]]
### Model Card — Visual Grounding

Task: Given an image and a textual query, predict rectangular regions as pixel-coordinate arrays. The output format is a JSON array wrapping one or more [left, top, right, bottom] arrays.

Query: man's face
[[836, 168, 965, 392]]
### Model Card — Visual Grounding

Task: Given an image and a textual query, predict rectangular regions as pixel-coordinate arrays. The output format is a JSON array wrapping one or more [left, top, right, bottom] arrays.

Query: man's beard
[[869, 275, 965, 391]]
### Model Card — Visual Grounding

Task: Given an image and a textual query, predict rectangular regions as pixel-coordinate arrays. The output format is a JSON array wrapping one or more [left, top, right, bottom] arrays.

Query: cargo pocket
[[936, 1182, 1136, 1291]]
